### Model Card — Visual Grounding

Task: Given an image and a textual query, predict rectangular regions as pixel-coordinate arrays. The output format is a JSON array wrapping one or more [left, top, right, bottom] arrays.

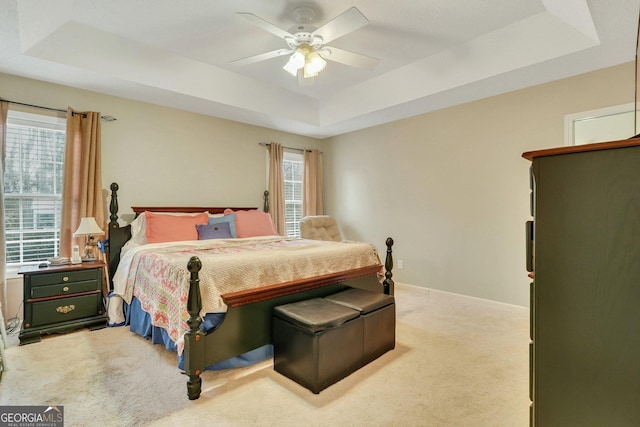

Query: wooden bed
[[106, 182, 394, 400]]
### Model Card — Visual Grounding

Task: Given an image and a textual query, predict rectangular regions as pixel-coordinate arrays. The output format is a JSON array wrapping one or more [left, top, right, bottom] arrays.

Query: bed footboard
[[182, 237, 395, 400]]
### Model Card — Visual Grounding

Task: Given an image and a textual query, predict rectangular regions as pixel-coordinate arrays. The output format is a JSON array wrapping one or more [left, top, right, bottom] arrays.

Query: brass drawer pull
[[62, 286, 70, 292], [56, 304, 76, 314], [62, 276, 69, 282]]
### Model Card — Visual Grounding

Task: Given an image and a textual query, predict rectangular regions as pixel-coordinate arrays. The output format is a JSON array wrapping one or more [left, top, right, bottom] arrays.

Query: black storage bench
[[272, 297, 363, 394], [326, 287, 395, 365], [272, 288, 396, 394]]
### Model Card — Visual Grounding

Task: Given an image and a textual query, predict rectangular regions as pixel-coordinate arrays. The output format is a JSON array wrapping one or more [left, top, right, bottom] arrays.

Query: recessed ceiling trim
[[20, 20, 322, 126], [320, 11, 601, 126], [541, 0, 599, 43], [3, 0, 632, 139]]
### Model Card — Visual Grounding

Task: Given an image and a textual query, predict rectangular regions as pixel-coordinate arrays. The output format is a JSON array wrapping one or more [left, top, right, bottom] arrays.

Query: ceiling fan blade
[[237, 13, 294, 40], [231, 49, 293, 67], [312, 7, 369, 44], [320, 46, 379, 69]]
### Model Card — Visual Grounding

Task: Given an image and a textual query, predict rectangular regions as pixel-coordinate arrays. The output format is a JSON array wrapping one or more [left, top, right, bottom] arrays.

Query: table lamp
[[73, 217, 105, 261]]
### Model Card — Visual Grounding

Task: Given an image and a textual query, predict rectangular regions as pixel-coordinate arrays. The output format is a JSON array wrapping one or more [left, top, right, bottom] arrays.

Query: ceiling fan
[[231, 6, 379, 81]]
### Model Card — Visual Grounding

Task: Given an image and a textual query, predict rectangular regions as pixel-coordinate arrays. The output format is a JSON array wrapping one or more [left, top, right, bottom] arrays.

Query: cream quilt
[[112, 236, 381, 351]]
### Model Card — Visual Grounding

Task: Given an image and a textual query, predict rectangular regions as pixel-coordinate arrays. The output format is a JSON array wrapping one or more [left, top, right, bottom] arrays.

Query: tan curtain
[[60, 108, 105, 257], [303, 149, 323, 216], [0, 101, 8, 317], [268, 142, 286, 236]]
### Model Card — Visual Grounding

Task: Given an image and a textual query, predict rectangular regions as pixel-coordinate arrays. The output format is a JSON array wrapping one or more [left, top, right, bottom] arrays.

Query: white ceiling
[[0, 0, 638, 138]]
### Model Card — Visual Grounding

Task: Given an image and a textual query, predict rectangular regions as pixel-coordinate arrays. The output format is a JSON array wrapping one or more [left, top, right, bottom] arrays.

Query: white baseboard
[[395, 282, 528, 310]]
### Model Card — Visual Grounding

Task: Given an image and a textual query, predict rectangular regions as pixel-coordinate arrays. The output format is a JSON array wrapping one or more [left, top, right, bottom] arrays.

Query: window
[[283, 151, 303, 237], [4, 110, 66, 268]]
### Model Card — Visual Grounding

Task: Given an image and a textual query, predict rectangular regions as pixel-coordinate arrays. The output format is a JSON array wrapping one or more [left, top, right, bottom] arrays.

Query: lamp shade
[[282, 44, 327, 79], [303, 51, 326, 78], [73, 217, 105, 237], [283, 48, 306, 76]]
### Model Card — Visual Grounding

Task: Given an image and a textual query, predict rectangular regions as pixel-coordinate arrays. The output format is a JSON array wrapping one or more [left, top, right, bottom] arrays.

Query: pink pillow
[[224, 209, 278, 238], [145, 211, 209, 243]]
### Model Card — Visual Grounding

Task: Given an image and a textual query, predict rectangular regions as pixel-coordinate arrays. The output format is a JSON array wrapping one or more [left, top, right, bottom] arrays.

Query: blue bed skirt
[[123, 297, 273, 370]]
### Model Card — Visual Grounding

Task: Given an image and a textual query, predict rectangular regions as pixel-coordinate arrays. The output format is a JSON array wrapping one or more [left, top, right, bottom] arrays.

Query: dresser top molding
[[522, 137, 640, 161]]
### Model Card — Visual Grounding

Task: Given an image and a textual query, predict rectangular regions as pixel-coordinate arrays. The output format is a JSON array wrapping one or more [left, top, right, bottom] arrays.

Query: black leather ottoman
[[272, 297, 363, 394], [326, 288, 395, 365]]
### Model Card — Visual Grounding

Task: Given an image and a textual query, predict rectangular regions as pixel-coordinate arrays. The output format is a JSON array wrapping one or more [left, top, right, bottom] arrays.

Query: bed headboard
[[107, 182, 266, 290], [131, 206, 256, 216]]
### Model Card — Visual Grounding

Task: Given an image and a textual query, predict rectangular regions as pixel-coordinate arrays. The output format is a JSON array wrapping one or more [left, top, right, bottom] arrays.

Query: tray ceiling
[[0, 0, 638, 138]]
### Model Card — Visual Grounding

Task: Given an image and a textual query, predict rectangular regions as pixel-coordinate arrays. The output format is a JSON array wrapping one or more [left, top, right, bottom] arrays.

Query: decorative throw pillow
[[196, 222, 233, 240], [208, 214, 237, 238], [145, 211, 208, 243], [224, 209, 278, 238]]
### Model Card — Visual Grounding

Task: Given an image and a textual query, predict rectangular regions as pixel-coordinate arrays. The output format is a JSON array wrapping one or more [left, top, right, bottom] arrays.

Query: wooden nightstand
[[18, 262, 108, 345]]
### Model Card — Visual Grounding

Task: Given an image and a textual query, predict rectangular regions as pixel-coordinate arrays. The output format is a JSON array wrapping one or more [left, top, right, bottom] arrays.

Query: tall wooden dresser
[[523, 139, 640, 426]]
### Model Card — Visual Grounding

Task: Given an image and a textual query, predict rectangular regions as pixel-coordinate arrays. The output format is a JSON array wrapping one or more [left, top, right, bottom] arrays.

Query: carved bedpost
[[383, 237, 394, 295], [185, 256, 205, 400], [109, 183, 119, 228], [263, 190, 270, 213]]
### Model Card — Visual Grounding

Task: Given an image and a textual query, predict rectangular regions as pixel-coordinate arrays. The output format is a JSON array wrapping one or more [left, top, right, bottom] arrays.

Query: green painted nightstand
[[18, 262, 108, 345]]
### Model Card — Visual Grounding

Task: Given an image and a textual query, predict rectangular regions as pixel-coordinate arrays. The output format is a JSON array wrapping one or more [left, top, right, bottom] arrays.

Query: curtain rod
[[2, 99, 117, 122], [259, 142, 321, 153]]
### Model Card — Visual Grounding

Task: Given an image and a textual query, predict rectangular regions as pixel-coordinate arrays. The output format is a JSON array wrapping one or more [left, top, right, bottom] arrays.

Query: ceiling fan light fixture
[[303, 64, 318, 78], [283, 58, 299, 76], [282, 44, 326, 79], [303, 51, 326, 78], [236, 7, 378, 82], [283, 48, 306, 76]]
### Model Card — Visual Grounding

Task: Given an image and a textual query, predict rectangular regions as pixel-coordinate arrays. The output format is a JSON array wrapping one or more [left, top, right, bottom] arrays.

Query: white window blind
[[4, 110, 66, 267], [283, 151, 303, 237]]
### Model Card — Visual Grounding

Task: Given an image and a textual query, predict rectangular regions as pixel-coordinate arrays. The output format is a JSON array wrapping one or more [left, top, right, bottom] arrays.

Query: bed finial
[[109, 182, 119, 228], [186, 256, 203, 332], [383, 237, 394, 295], [263, 190, 270, 213]]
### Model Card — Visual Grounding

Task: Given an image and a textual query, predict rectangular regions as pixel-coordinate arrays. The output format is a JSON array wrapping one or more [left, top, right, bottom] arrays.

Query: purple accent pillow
[[209, 214, 237, 237], [196, 222, 233, 240]]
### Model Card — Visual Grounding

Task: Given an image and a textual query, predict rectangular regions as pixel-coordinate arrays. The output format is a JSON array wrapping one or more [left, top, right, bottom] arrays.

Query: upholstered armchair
[[299, 215, 343, 242]]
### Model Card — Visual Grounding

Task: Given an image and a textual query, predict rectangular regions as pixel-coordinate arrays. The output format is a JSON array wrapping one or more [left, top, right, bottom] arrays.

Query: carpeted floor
[[0, 284, 529, 426]]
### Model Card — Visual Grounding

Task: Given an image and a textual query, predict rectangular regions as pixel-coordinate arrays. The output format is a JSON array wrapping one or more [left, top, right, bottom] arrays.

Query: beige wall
[[0, 73, 324, 223], [324, 62, 635, 306], [0, 61, 635, 317], [0, 73, 322, 319]]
